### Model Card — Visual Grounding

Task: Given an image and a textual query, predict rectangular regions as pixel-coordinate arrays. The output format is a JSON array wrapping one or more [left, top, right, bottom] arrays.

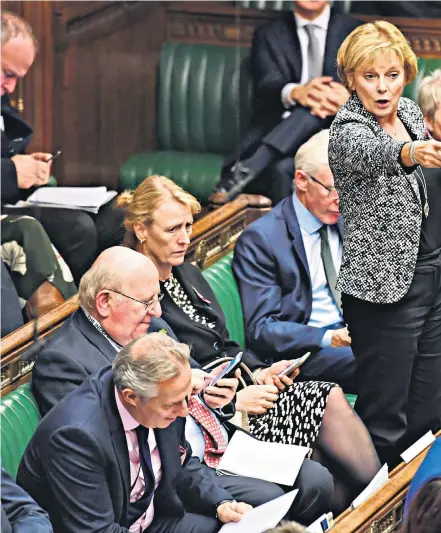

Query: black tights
[[311, 388, 381, 515]]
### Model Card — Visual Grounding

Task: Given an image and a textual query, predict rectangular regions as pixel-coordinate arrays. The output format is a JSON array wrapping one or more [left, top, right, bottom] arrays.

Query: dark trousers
[[342, 251, 441, 467], [1, 261, 24, 336], [3, 200, 125, 284]]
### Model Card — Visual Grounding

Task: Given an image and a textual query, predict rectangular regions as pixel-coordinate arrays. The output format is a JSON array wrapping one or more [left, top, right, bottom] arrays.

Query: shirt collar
[[294, 4, 331, 31], [81, 307, 123, 352], [114, 386, 139, 432], [293, 192, 323, 235]]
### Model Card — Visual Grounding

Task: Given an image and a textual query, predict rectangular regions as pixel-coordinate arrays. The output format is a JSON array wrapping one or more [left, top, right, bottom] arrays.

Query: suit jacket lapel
[[284, 12, 303, 83], [100, 370, 131, 518], [323, 11, 343, 78], [282, 198, 311, 283], [75, 309, 118, 364]]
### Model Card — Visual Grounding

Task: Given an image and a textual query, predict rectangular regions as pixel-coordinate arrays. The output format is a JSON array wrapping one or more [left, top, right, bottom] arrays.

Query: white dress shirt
[[293, 193, 344, 347], [281, 5, 331, 110]]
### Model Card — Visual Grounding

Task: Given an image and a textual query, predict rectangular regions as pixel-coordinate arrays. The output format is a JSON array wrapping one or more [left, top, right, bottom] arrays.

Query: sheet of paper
[[217, 430, 309, 486], [401, 431, 435, 463], [351, 464, 389, 510], [26, 187, 116, 208], [218, 490, 298, 533]]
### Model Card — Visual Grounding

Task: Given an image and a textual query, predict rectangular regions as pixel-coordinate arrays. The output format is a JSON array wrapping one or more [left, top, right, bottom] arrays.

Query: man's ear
[[121, 388, 138, 408], [424, 114, 434, 133], [95, 290, 111, 318], [294, 170, 309, 192], [134, 222, 148, 244]]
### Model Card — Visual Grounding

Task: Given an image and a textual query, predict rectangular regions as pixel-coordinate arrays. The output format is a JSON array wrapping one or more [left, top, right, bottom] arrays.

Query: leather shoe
[[214, 162, 256, 201]]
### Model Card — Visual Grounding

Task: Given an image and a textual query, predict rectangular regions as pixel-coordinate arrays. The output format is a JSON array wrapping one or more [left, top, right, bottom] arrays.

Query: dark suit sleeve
[[40, 427, 129, 533], [1, 157, 20, 205], [251, 25, 289, 116], [233, 228, 327, 358], [32, 348, 92, 417], [176, 428, 234, 515], [1, 466, 53, 533]]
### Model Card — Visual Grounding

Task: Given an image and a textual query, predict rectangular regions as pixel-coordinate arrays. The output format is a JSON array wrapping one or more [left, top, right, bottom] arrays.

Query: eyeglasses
[[308, 174, 338, 199], [105, 289, 164, 312]]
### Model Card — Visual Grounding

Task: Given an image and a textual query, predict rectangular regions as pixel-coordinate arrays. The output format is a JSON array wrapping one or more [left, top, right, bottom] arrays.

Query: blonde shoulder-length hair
[[116, 175, 201, 248], [337, 21, 418, 90]]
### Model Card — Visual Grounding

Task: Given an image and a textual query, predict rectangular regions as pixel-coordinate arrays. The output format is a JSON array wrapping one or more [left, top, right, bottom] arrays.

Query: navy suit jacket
[[18, 367, 234, 533], [1, 466, 52, 533], [32, 308, 197, 417], [233, 197, 344, 361]]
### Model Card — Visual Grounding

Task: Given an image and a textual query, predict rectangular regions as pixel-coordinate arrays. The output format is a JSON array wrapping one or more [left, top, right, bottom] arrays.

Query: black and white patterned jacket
[[329, 92, 431, 304]]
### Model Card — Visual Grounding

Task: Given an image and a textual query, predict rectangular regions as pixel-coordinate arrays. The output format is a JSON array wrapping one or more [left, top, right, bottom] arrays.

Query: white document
[[26, 186, 117, 209], [351, 464, 389, 510], [217, 431, 309, 486], [218, 490, 298, 533], [401, 431, 435, 463]]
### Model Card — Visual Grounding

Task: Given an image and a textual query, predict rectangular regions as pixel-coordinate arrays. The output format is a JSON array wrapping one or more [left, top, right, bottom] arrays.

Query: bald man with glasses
[[32, 247, 208, 417], [233, 130, 355, 392]]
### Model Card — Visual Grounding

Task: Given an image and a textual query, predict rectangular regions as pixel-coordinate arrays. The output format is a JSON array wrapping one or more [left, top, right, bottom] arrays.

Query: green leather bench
[[0, 383, 41, 478], [120, 43, 253, 203], [202, 252, 357, 408]]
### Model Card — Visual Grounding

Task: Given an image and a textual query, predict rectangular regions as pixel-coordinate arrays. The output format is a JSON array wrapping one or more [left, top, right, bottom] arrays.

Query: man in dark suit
[[32, 246, 208, 417], [1, 465, 53, 533], [1, 12, 125, 283], [214, 1, 360, 204], [18, 334, 290, 533], [233, 130, 355, 392]]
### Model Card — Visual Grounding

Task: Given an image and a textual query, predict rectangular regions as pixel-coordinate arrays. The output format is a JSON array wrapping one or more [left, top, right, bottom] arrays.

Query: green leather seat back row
[[0, 383, 41, 479]]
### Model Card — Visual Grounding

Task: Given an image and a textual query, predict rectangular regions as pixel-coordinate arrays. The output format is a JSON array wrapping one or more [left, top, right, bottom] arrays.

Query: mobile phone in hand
[[207, 352, 243, 388], [45, 150, 62, 163], [277, 352, 311, 377]]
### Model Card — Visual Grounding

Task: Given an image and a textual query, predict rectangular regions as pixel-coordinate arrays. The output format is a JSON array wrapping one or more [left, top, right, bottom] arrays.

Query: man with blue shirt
[[233, 130, 355, 392]]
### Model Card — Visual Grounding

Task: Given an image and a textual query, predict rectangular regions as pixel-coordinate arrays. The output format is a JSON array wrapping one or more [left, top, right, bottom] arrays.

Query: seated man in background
[[1, 464, 53, 533], [233, 130, 355, 392], [1, 11, 125, 284], [215, 0, 360, 204], [19, 334, 290, 533], [419, 69, 441, 251]]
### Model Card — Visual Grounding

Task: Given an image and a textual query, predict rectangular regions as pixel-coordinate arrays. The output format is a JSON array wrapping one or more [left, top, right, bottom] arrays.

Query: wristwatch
[[215, 499, 236, 519]]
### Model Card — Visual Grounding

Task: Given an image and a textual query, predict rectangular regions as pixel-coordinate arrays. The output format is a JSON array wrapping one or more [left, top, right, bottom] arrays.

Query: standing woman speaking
[[329, 21, 441, 467]]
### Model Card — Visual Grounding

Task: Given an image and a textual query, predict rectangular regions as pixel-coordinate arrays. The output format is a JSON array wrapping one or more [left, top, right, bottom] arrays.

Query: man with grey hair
[[33, 246, 236, 418], [18, 333, 288, 533], [419, 69, 441, 252], [233, 130, 355, 390]]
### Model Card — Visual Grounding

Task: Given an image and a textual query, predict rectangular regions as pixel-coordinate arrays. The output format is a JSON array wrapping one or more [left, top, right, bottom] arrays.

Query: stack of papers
[[219, 490, 298, 533], [7, 187, 117, 214], [217, 431, 309, 486]]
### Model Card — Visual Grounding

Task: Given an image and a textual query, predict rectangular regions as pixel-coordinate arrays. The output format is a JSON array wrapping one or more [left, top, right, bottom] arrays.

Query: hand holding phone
[[207, 352, 243, 388], [277, 352, 311, 377]]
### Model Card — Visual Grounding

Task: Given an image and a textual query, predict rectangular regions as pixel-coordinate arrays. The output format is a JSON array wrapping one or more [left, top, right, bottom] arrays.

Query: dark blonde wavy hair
[[116, 175, 201, 248]]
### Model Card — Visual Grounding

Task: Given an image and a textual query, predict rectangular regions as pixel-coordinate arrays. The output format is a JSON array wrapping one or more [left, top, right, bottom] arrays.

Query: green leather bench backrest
[[202, 252, 246, 349], [0, 384, 41, 479], [158, 43, 253, 155], [403, 57, 441, 104]]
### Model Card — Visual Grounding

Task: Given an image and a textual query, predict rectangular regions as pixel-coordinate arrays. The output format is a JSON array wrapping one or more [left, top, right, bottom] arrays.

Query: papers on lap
[[218, 490, 298, 533], [217, 431, 309, 486], [6, 187, 117, 214]]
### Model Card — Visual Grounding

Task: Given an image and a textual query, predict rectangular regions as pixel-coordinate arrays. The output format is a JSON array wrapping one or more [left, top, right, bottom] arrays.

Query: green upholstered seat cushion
[[403, 58, 441, 103], [202, 252, 246, 349], [0, 384, 41, 479], [120, 151, 224, 203]]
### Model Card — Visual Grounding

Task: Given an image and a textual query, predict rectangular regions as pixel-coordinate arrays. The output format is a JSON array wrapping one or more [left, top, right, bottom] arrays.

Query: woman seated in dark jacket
[[117, 175, 381, 513]]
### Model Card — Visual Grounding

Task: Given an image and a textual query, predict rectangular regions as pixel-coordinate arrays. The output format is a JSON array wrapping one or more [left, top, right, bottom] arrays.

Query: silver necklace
[[415, 167, 430, 218]]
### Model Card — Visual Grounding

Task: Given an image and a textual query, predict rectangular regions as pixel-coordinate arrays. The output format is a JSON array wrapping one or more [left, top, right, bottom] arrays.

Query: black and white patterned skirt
[[248, 381, 337, 456]]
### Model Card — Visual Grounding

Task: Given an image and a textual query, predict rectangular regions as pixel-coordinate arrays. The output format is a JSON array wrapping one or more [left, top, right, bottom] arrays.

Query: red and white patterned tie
[[187, 397, 227, 468]]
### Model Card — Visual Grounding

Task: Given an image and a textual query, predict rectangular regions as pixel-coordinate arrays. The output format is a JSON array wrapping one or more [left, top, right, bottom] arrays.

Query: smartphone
[[277, 352, 311, 377], [207, 352, 243, 388], [45, 150, 62, 163]]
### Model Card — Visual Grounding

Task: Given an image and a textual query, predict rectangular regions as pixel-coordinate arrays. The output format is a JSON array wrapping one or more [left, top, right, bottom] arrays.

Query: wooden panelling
[[52, 1, 167, 189]]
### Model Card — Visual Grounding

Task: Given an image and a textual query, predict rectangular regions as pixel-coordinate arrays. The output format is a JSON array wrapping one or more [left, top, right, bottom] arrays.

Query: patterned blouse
[[162, 275, 216, 329]]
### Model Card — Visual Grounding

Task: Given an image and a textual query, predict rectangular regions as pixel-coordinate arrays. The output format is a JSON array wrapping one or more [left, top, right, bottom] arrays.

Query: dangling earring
[[139, 239, 145, 245]]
